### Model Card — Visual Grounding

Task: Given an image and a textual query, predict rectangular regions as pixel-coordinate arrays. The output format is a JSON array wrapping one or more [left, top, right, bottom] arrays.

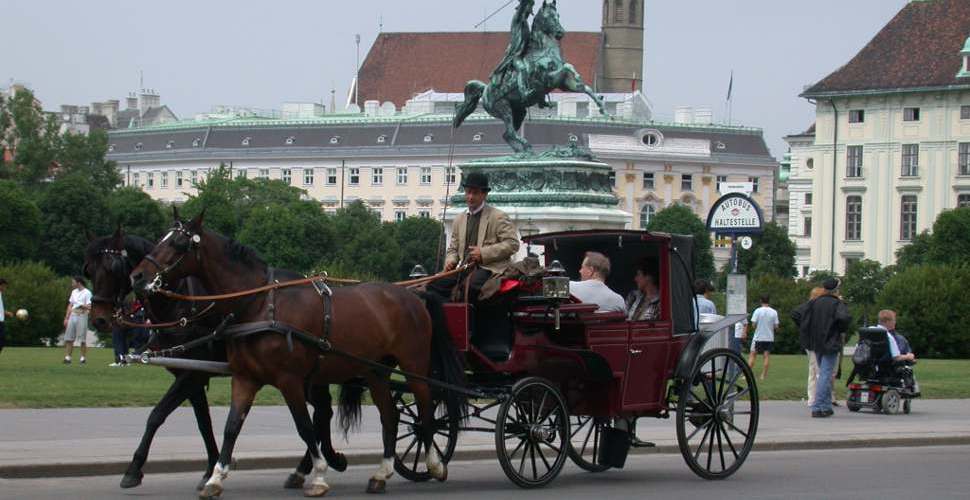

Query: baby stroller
[[846, 327, 920, 414]]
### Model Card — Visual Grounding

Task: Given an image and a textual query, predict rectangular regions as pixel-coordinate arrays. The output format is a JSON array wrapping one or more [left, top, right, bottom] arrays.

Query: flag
[[726, 71, 734, 102]]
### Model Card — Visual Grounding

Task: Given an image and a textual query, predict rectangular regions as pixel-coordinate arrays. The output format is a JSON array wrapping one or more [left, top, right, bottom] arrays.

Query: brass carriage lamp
[[543, 260, 570, 330], [409, 265, 429, 279]]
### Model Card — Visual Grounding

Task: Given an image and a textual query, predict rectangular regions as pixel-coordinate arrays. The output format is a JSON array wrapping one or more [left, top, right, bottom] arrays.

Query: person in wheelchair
[[875, 310, 919, 395]]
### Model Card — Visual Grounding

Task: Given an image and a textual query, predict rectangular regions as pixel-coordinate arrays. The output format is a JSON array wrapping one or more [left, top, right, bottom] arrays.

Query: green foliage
[[56, 130, 120, 192], [321, 201, 401, 281], [925, 208, 970, 266], [841, 259, 892, 326], [105, 187, 167, 240], [0, 180, 41, 262], [895, 231, 931, 269], [392, 217, 445, 279], [38, 173, 111, 275], [647, 204, 715, 281], [1, 89, 60, 184], [745, 274, 814, 354], [237, 202, 334, 273], [0, 262, 72, 346], [737, 221, 796, 278], [877, 264, 970, 359]]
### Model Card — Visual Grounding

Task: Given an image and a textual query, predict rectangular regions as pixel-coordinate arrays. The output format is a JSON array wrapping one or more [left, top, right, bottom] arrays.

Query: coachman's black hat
[[460, 172, 491, 192]]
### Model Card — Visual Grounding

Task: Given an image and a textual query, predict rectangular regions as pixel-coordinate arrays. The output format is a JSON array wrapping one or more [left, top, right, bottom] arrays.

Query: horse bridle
[[143, 222, 201, 294], [90, 248, 134, 308]]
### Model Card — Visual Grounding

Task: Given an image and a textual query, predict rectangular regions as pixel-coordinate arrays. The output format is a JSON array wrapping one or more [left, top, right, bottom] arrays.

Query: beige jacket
[[445, 204, 520, 275]]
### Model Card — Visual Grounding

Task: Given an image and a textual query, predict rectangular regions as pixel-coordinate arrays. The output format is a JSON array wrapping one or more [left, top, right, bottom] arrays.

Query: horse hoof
[[199, 482, 223, 500], [119, 471, 143, 489], [366, 478, 386, 494], [331, 453, 348, 472], [304, 482, 330, 497], [433, 465, 448, 483], [284, 473, 306, 489], [196, 474, 213, 492]]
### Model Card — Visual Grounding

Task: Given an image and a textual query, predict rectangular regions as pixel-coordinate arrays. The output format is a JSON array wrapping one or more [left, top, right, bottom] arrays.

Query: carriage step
[[630, 437, 656, 448]]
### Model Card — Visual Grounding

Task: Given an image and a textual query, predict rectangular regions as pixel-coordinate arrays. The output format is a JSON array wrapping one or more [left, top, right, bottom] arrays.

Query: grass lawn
[[1, 347, 968, 408]]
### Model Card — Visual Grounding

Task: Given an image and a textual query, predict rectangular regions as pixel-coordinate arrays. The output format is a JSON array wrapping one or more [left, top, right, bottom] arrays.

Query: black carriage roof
[[523, 229, 675, 247]]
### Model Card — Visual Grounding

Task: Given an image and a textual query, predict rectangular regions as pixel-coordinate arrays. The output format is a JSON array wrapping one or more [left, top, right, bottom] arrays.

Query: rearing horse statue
[[454, 0, 609, 153]]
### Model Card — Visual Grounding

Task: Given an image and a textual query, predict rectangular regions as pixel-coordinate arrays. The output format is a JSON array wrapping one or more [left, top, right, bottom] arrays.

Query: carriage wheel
[[881, 389, 902, 415], [392, 390, 459, 482], [676, 348, 759, 480], [495, 377, 570, 488], [567, 416, 612, 473]]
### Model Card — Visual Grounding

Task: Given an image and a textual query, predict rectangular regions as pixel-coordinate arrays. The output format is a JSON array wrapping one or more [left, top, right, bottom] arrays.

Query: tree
[[647, 204, 715, 281], [841, 259, 892, 327], [106, 187, 168, 241], [321, 201, 401, 281], [392, 217, 445, 279], [37, 173, 111, 275], [0, 88, 60, 185], [56, 130, 121, 192], [736, 221, 796, 278], [895, 230, 931, 269], [0, 180, 41, 262], [0, 261, 72, 346], [925, 207, 970, 266], [237, 202, 334, 273]]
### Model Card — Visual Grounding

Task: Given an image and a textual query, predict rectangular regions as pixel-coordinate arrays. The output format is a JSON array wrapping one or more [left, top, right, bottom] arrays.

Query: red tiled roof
[[356, 31, 603, 107], [803, 0, 970, 97]]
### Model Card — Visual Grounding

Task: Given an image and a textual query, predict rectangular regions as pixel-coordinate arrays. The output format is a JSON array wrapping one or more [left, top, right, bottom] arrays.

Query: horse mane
[[217, 233, 267, 270]]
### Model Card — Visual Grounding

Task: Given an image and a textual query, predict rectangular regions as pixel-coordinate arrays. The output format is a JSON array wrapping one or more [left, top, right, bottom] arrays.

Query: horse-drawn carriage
[[391, 229, 759, 488]]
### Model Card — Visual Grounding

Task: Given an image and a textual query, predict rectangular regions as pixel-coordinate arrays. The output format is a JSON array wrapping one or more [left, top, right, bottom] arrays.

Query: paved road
[[1, 445, 967, 499]]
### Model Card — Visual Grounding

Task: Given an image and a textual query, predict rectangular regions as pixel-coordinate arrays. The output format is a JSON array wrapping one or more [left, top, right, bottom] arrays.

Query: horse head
[[131, 208, 206, 297], [84, 226, 138, 332], [534, 0, 564, 41]]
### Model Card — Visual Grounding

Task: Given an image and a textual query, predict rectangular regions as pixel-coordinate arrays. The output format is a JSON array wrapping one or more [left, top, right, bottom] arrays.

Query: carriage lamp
[[409, 265, 429, 279], [543, 260, 570, 330]]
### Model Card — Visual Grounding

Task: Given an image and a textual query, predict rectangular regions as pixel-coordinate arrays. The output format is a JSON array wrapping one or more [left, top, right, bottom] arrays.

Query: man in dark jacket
[[791, 278, 851, 418]]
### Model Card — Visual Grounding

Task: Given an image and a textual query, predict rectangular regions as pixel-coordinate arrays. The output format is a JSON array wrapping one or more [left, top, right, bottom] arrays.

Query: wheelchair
[[846, 327, 920, 415]]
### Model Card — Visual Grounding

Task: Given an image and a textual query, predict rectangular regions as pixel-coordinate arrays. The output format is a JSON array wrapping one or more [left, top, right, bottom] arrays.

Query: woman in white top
[[63, 276, 92, 365]]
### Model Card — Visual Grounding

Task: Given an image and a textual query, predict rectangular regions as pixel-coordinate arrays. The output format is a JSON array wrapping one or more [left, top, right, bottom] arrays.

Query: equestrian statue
[[454, 0, 610, 154]]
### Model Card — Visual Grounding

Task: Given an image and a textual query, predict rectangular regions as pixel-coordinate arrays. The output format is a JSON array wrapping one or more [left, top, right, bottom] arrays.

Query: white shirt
[[874, 325, 901, 358], [569, 279, 626, 313], [734, 320, 747, 339], [750, 306, 779, 342], [69, 288, 92, 314], [467, 202, 486, 216], [0, 291, 5, 322]]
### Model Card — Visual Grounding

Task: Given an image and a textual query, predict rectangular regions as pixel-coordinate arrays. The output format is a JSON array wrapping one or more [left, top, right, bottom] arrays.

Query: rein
[[115, 302, 217, 329]]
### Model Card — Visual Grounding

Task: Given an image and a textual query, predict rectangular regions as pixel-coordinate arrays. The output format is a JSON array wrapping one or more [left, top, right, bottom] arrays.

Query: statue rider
[[490, 0, 535, 103]]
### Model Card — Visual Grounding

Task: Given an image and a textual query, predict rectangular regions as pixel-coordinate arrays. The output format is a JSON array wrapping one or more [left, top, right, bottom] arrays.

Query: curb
[[2, 436, 969, 480]]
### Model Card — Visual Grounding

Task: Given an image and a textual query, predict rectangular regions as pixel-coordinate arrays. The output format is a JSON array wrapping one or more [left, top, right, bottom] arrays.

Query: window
[[639, 205, 655, 229], [962, 106, 970, 120], [327, 168, 337, 185], [132, 172, 140, 187], [959, 194, 970, 208], [845, 196, 862, 241], [804, 217, 812, 238], [146, 172, 154, 189], [643, 172, 655, 190], [349, 168, 360, 186], [903, 107, 920, 122], [473, 133, 483, 142], [629, 0, 638, 24], [377, 135, 387, 144], [960, 143, 970, 175], [445, 167, 456, 185], [166, 140, 174, 149], [176, 170, 183, 187], [190, 170, 198, 185], [613, 0, 624, 23], [395, 210, 407, 222], [420, 167, 432, 185], [329, 136, 340, 145], [241, 137, 251, 146], [396, 167, 408, 185], [681, 174, 693, 192], [285, 136, 295, 145], [845, 257, 860, 271], [848, 109, 865, 123], [282, 168, 292, 185], [806, 158, 815, 170], [134, 142, 143, 152], [235, 169, 247, 179], [902, 144, 919, 177], [609, 171, 616, 187], [805, 193, 813, 206], [749, 177, 759, 193], [303, 168, 314, 186], [192, 138, 201, 148], [372, 167, 384, 185], [642, 133, 659, 146], [418, 210, 431, 219], [847, 145, 863, 177], [423, 134, 434, 143], [716, 175, 726, 193], [900, 195, 918, 241], [258, 168, 269, 180], [802, 266, 810, 278], [160, 172, 168, 188]]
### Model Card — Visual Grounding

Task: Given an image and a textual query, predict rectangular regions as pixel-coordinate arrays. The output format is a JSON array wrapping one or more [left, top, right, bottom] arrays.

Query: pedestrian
[[63, 276, 92, 365], [748, 295, 779, 381], [803, 286, 840, 407], [0, 278, 14, 356], [792, 278, 852, 418], [110, 300, 148, 366]]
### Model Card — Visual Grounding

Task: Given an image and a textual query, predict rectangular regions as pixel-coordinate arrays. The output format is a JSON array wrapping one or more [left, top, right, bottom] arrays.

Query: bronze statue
[[454, 0, 609, 154]]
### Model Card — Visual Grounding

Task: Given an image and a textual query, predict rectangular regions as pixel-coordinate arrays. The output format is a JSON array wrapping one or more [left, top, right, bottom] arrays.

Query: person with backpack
[[792, 278, 852, 418]]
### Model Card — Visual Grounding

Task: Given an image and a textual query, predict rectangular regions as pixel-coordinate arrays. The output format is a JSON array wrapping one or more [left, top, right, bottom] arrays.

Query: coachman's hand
[[444, 261, 457, 272], [468, 246, 483, 264]]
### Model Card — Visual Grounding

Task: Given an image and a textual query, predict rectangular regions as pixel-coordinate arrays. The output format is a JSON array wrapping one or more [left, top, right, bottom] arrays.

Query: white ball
[[15, 309, 28, 321]]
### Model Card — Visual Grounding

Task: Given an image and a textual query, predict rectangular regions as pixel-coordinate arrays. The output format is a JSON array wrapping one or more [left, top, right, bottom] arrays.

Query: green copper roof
[[962, 35, 970, 53]]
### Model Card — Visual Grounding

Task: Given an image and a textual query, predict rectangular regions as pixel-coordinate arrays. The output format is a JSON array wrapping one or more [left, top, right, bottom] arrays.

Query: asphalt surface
[[1, 445, 967, 499]]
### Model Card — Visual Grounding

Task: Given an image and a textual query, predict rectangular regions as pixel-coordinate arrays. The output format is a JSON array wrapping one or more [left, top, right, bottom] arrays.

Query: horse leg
[[364, 373, 398, 494], [562, 65, 609, 116], [277, 379, 330, 498], [286, 384, 346, 490], [400, 362, 447, 482], [121, 372, 194, 489], [497, 102, 530, 154], [186, 375, 220, 491], [199, 377, 260, 500]]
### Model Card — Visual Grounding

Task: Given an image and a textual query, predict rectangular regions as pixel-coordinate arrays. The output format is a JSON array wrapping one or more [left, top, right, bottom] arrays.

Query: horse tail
[[417, 291, 469, 423], [453, 80, 486, 129], [337, 381, 365, 438]]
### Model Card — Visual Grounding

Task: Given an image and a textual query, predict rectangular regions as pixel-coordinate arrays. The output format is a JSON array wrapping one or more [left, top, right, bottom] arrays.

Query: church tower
[[600, 0, 645, 93]]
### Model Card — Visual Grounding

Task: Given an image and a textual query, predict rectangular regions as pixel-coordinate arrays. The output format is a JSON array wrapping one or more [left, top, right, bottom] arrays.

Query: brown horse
[[130, 212, 466, 498]]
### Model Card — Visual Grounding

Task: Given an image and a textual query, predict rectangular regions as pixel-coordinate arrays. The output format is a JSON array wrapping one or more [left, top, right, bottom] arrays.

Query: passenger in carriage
[[626, 263, 661, 321], [569, 251, 625, 314]]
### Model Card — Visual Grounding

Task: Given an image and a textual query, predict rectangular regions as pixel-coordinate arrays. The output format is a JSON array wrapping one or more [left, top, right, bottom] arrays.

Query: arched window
[[629, 0, 638, 25], [639, 204, 655, 229], [614, 0, 624, 23]]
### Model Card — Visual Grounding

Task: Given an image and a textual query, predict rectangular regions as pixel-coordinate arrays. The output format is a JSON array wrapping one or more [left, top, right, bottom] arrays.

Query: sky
[[1, 0, 911, 158]]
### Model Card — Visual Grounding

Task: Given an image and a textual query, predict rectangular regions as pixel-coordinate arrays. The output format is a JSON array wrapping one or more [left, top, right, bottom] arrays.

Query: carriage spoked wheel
[[676, 348, 759, 480], [392, 390, 459, 482], [495, 377, 570, 488], [567, 416, 612, 472]]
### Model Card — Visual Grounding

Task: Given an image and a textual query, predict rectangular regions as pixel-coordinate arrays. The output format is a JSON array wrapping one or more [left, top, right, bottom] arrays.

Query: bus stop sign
[[706, 193, 765, 236]]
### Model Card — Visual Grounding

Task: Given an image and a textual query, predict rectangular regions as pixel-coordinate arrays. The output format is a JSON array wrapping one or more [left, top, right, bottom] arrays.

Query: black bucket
[[597, 427, 631, 469]]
